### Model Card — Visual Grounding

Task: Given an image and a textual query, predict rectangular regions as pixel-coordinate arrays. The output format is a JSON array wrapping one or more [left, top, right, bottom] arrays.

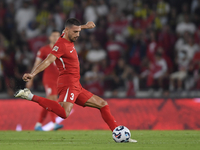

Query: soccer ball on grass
[[112, 125, 131, 143]]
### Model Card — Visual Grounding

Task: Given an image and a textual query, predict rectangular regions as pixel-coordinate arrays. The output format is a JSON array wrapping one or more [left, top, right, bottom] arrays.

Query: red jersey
[[51, 36, 81, 87], [37, 45, 59, 84]]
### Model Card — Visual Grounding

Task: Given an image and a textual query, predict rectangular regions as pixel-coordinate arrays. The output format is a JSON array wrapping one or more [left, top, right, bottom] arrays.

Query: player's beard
[[68, 34, 78, 42]]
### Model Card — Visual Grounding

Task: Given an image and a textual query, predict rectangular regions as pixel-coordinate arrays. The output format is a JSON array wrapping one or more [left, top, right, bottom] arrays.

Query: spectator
[[126, 67, 139, 97], [146, 30, 158, 62], [96, 0, 109, 17], [107, 3, 119, 23], [128, 33, 146, 74], [15, 1, 35, 33], [35, 1, 50, 33], [194, 27, 200, 43], [131, 2, 154, 30], [15, 44, 34, 71], [141, 51, 167, 91], [1, 47, 15, 96], [191, 0, 199, 13], [4, 2, 16, 40], [133, 0, 145, 19], [176, 14, 196, 36], [110, 58, 131, 96], [158, 25, 177, 58], [0, 60, 3, 92], [0, 1, 6, 28], [106, 32, 127, 68], [175, 31, 190, 52], [171, 31, 199, 91], [109, 0, 130, 11], [83, 64, 104, 96], [167, 7, 178, 32], [69, 3, 84, 23], [177, 3, 190, 23], [52, 4, 65, 32], [156, 0, 170, 25], [0, 33, 6, 92], [60, 0, 74, 14], [26, 20, 41, 39], [192, 0, 200, 26], [84, 1, 98, 24], [86, 40, 107, 63], [169, 51, 190, 91], [176, 34, 199, 61], [93, 17, 108, 47], [107, 10, 129, 36]]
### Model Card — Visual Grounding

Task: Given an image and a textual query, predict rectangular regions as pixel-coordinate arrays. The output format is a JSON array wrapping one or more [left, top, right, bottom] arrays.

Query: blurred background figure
[[83, 64, 104, 96]]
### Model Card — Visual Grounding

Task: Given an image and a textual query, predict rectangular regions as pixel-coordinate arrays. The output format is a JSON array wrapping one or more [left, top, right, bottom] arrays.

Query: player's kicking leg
[[14, 88, 69, 119], [84, 95, 137, 143], [15, 88, 64, 131]]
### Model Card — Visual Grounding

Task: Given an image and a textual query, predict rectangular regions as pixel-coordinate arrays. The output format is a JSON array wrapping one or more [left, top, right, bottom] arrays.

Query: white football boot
[[14, 88, 33, 100], [128, 138, 138, 143]]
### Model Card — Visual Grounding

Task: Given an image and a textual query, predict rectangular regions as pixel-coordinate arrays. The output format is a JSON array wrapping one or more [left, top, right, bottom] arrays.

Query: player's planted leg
[[84, 95, 117, 131], [84, 95, 137, 143]]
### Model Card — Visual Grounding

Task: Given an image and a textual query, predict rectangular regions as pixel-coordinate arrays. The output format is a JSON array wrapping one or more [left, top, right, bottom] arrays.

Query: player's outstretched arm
[[26, 57, 42, 88], [23, 54, 56, 82], [81, 21, 96, 29]]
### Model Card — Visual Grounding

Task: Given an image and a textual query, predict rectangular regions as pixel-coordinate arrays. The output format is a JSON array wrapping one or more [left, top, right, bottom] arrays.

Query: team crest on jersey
[[52, 46, 59, 52]]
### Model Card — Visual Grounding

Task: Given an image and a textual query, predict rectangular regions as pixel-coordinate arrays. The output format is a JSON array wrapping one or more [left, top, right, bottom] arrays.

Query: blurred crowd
[[1, 0, 200, 97]]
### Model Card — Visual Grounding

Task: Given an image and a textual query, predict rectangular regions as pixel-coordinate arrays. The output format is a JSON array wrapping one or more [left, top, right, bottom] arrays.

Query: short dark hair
[[65, 18, 81, 27], [51, 29, 60, 33]]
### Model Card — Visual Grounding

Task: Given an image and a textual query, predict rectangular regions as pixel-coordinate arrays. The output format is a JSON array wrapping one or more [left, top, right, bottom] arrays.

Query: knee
[[59, 108, 70, 119], [61, 111, 69, 119]]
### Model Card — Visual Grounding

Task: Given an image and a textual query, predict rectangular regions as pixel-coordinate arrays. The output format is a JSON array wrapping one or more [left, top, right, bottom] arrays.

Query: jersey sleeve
[[51, 42, 64, 58], [36, 47, 45, 60]]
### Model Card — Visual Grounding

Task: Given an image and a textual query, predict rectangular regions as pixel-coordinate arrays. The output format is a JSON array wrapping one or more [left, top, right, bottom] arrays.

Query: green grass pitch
[[0, 130, 200, 150]]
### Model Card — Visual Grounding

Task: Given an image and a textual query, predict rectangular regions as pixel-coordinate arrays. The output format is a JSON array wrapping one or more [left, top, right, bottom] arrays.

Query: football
[[112, 125, 131, 143]]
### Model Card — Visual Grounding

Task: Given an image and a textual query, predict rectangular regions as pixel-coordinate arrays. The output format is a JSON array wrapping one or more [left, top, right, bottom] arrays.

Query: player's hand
[[85, 21, 96, 29], [23, 73, 34, 82], [26, 79, 33, 89]]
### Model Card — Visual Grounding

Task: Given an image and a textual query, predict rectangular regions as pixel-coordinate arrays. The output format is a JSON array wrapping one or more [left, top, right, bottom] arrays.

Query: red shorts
[[57, 85, 93, 107], [44, 82, 57, 97]]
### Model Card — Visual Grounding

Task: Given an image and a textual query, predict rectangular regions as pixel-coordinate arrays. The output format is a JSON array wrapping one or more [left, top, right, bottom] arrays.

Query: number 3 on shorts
[[70, 93, 74, 100]]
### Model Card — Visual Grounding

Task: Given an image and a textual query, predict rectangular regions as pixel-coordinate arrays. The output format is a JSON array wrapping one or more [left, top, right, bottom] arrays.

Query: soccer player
[[15, 18, 137, 142], [26, 30, 63, 131]]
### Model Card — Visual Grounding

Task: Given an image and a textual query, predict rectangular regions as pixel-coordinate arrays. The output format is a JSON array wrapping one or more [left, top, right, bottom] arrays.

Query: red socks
[[38, 109, 48, 123], [50, 112, 56, 123], [100, 105, 118, 131], [32, 95, 67, 119], [38, 109, 56, 123]]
